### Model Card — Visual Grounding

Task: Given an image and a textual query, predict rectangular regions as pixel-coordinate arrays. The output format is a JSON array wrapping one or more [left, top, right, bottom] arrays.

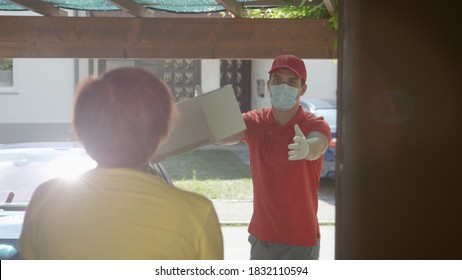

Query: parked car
[[300, 98, 337, 179], [0, 142, 173, 260]]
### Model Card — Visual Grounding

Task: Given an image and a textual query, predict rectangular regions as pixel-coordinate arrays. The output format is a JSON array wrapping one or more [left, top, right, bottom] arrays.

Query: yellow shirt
[[18, 168, 223, 260]]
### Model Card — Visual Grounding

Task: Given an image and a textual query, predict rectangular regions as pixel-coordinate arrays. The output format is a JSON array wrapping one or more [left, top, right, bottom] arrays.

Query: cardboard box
[[152, 85, 246, 162]]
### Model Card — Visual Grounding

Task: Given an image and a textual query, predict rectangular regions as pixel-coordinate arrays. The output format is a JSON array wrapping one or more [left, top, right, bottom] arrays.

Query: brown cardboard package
[[152, 85, 246, 162]]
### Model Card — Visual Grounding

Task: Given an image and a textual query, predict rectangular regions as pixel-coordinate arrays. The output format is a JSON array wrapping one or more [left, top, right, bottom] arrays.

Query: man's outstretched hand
[[288, 124, 310, 161]]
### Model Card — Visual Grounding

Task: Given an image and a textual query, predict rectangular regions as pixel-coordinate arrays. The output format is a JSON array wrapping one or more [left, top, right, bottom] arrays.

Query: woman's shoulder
[[170, 187, 213, 208], [32, 177, 72, 197]]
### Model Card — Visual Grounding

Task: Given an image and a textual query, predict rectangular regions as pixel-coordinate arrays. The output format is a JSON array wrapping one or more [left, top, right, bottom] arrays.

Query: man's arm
[[304, 131, 329, 160], [215, 130, 245, 146], [288, 125, 329, 161]]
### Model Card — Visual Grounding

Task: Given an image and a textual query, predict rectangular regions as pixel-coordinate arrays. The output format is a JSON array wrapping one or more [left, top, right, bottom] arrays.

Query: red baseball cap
[[268, 54, 307, 81]]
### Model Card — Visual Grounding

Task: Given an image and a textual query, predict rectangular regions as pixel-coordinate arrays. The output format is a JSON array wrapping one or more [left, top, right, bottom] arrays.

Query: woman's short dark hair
[[73, 67, 176, 168]]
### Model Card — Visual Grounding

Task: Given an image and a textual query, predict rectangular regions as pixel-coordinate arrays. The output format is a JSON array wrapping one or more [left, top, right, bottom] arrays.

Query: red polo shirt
[[242, 106, 332, 246]]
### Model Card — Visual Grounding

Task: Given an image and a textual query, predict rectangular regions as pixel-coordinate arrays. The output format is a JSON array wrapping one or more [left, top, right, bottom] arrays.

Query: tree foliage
[[0, 58, 13, 71], [245, 1, 338, 30], [247, 4, 328, 19]]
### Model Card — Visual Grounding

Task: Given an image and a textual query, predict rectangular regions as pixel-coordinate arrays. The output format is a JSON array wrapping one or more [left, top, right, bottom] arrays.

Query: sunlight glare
[[50, 156, 97, 180]]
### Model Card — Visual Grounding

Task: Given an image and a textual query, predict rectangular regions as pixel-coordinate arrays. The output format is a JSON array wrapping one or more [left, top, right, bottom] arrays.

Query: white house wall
[[0, 59, 75, 143], [1, 59, 75, 123], [201, 59, 221, 93]]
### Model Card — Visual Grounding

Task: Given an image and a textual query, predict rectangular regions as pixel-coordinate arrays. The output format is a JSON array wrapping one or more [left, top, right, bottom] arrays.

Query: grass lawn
[[161, 149, 253, 200]]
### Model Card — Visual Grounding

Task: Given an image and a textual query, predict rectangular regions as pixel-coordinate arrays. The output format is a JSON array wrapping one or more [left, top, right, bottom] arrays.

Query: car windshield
[[0, 147, 96, 206]]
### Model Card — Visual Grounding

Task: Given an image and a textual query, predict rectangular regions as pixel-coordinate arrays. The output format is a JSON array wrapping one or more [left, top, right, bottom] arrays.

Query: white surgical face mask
[[270, 84, 299, 112]]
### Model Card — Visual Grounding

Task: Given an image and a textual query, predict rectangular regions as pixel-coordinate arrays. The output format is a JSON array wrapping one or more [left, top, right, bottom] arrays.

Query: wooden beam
[[322, 0, 335, 16], [0, 16, 336, 59], [216, 0, 245, 18], [8, 0, 68, 17], [107, 0, 156, 17]]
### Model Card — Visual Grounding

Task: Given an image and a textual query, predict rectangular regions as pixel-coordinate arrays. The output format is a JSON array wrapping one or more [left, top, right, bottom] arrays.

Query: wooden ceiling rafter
[[216, 0, 245, 18], [3, 0, 327, 18], [7, 0, 68, 17], [322, 0, 335, 16], [0, 0, 336, 59], [107, 0, 156, 18]]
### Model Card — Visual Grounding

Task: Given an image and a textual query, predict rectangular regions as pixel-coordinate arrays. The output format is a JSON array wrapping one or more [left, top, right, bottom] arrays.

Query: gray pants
[[248, 235, 320, 260]]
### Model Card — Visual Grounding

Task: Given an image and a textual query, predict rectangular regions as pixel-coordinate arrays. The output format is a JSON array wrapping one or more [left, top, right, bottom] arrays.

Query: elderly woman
[[18, 68, 223, 260]]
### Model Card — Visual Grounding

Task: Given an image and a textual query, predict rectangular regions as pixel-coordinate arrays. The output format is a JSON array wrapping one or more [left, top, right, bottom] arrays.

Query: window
[[99, 59, 201, 102], [0, 58, 15, 93]]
